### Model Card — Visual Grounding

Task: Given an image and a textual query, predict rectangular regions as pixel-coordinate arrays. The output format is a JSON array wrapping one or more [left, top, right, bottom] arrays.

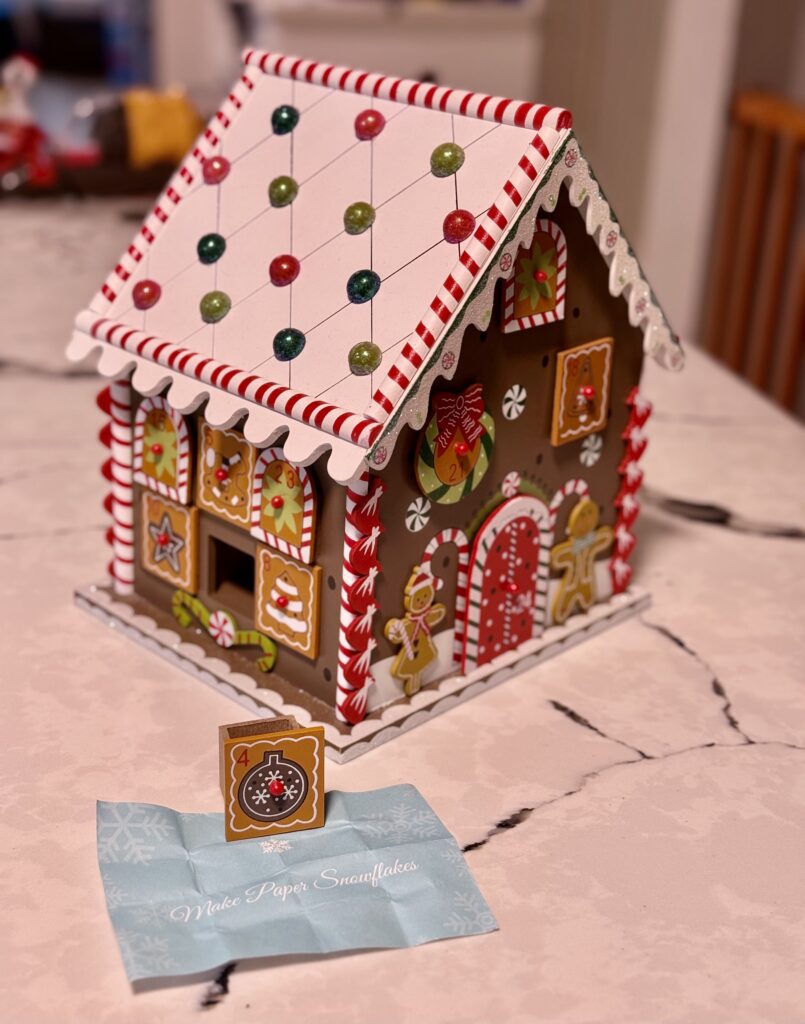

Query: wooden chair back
[[701, 91, 805, 410]]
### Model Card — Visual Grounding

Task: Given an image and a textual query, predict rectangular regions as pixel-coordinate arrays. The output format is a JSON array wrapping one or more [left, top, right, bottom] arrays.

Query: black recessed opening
[[542, 354, 550, 368], [442, 555, 451, 569], [209, 537, 255, 615], [536, 452, 543, 465], [572, 307, 581, 319], [323, 667, 332, 682], [327, 575, 336, 590]]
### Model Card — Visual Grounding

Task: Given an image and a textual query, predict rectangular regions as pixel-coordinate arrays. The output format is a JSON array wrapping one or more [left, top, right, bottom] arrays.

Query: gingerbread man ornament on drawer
[[384, 566, 446, 696], [550, 497, 613, 624]]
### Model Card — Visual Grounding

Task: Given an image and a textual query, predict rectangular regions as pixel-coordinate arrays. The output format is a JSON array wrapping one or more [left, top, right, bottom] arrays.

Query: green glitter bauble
[[271, 104, 300, 135], [200, 290, 231, 323], [346, 269, 381, 304], [273, 327, 306, 361], [343, 201, 375, 235], [268, 175, 299, 208], [197, 232, 226, 265], [348, 341, 382, 376], [430, 142, 465, 178]]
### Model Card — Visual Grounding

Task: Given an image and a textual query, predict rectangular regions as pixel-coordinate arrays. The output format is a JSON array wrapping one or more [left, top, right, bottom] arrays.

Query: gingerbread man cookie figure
[[384, 566, 446, 696], [550, 497, 613, 624]]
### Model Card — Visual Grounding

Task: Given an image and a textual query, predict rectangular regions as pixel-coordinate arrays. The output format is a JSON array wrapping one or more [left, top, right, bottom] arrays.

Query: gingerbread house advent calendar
[[68, 50, 683, 761]]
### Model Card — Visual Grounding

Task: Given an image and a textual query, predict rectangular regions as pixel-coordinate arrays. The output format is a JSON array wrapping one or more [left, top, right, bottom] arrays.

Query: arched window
[[251, 448, 317, 564], [133, 396, 190, 504], [502, 218, 567, 332]]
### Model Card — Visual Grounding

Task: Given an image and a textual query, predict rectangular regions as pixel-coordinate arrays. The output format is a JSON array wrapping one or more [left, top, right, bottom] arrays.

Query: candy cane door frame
[[462, 496, 552, 673]]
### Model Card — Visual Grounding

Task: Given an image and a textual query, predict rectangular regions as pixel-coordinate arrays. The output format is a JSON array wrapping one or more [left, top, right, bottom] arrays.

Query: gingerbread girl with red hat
[[384, 566, 446, 696]]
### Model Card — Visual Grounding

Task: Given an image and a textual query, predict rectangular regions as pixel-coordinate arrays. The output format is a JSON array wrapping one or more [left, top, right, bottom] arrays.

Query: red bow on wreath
[[433, 384, 485, 455]]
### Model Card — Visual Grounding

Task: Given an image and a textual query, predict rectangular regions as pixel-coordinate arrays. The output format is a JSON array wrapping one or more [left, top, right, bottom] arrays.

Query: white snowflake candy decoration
[[405, 496, 431, 532], [579, 433, 603, 467], [502, 384, 527, 420], [501, 471, 521, 497]]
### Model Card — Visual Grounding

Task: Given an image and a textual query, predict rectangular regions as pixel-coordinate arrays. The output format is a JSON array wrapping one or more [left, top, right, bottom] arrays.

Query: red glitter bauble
[[270, 495, 284, 509], [534, 269, 548, 283], [442, 209, 476, 244], [269, 254, 300, 287], [133, 279, 161, 310], [215, 467, 229, 482], [157, 532, 169, 546], [151, 443, 163, 456], [268, 779, 285, 797], [355, 109, 386, 141], [202, 155, 230, 185], [455, 441, 470, 456], [276, 594, 289, 609]]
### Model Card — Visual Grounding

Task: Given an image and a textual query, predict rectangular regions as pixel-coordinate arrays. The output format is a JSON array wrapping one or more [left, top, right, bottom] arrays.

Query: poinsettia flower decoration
[[515, 243, 556, 311], [143, 422, 178, 481], [262, 472, 303, 534]]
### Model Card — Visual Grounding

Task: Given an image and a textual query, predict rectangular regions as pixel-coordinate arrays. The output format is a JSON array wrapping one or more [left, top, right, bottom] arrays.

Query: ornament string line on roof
[[243, 50, 573, 133]]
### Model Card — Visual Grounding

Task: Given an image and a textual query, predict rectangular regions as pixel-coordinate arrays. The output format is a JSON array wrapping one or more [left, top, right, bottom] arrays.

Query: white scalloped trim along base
[[74, 583, 650, 763]]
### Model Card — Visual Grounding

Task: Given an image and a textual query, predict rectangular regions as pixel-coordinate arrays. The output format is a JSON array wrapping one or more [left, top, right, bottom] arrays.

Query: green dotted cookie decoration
[[269, 175, 299, 208], [415, 383, 495, 504]]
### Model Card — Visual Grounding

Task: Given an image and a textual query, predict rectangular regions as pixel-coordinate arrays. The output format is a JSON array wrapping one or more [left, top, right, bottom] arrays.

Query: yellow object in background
[[122, 88, 202, 169]]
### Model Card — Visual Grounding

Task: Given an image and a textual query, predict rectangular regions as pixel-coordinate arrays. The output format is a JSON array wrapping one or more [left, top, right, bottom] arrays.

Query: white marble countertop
[[2, 199, 804, 1023]]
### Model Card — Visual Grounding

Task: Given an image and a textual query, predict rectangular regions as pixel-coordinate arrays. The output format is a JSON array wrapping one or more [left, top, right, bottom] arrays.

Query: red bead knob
[[534, 269, 548, 283], [215, 467, 229, 482], [455, 442, 470, 456], [157, 532, 169, 546], [202, 155, 230, 185], [132, 279, 161, 310], [579, 385, 596, 400], [443, 209, 476, 244], [355, 109, 386, 141], [276, 594, 289, 609], [268, 779, 285, 797], [269, 253, 300, 287], [270, 495, 284, 509], [151, 443, 163, 456], [505, 581, 519, 594]]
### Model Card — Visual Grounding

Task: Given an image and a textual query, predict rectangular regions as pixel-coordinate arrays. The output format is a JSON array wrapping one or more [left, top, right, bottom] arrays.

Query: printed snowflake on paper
[[364, 801, 441, 842], [117, 931, 177, 977], [101, 873, 128, 910], [132, 902, 173, 927], [98, 804, 174, 865], [443, 892, 496, 936], [261, 838, 292, 854], [440, 845, 471, 879], [252, 787, 271, 805]]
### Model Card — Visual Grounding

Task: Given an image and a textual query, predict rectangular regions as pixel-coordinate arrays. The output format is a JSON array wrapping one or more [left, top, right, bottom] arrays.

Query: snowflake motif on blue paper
[[98, 804, 174, 865], [131, 902, 173, 927], [117, 931, 177, 976], [443, 892, 496, 936], [364, 801, 441, 841], [101, 873, 128, 910], [261, 838, 292, 854], [440, 845, 471, 879]]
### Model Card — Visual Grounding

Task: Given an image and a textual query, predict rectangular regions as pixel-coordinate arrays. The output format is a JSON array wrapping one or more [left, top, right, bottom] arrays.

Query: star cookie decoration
[[148, 512, 185, 573]]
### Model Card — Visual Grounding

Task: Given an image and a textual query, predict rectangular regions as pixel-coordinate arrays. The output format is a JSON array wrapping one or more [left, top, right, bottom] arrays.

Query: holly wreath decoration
[[415, 382, 495, 504]]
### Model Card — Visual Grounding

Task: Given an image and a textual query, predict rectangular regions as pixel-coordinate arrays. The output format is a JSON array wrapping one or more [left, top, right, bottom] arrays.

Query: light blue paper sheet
[[98, 784, 497, 981]]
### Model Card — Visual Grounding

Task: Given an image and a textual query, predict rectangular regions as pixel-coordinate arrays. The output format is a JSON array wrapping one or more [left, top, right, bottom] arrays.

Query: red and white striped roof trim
[[242, 49, 572, 133]]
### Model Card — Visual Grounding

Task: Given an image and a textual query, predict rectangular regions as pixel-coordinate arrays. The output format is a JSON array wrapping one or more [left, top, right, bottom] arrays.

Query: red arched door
[[461, 496, 551, 671]]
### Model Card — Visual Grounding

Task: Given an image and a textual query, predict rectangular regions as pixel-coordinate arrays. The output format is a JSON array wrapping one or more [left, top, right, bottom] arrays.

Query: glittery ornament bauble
[[273, 327, 306, 361], [269, 254, 300, 287], [271, 104, 300, 135], [268, 175, 299, 208], [343, 201, 375, 235], [133, 279, 161, 310], [200, 290, 231, 323], [202, 155, 230, 185], [430, 142, 465, 178], [348, 341, 382, 376], [355, 109, 385, 141], [197, 232, 227, 264], [346, 269, 381, 304], [443, 208, 476, 244]]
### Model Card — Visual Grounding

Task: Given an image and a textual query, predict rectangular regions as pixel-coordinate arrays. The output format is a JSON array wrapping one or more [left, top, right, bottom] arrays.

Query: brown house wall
[[372, 190, 645, 662]]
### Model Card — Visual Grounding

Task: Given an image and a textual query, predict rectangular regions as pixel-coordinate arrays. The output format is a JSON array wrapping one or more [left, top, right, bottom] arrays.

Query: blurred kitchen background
[[1, 0, 803, 414]]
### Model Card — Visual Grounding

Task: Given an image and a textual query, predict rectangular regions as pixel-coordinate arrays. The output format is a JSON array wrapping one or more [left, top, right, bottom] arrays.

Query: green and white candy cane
[[171, 590, 277, 671]]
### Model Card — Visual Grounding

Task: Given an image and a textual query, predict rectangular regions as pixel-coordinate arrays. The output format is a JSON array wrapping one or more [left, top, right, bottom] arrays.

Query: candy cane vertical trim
[[610, 389, 651, 593], [250, 448, 316, 564], [336, 471, 372, 723], [420, 528, 469, 666], [108, 379, 134, 595], [548, 478, 590, 524], [502, 218, 567, 332], [133, 396, 191, 504], [462, 496, 553, 672]]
